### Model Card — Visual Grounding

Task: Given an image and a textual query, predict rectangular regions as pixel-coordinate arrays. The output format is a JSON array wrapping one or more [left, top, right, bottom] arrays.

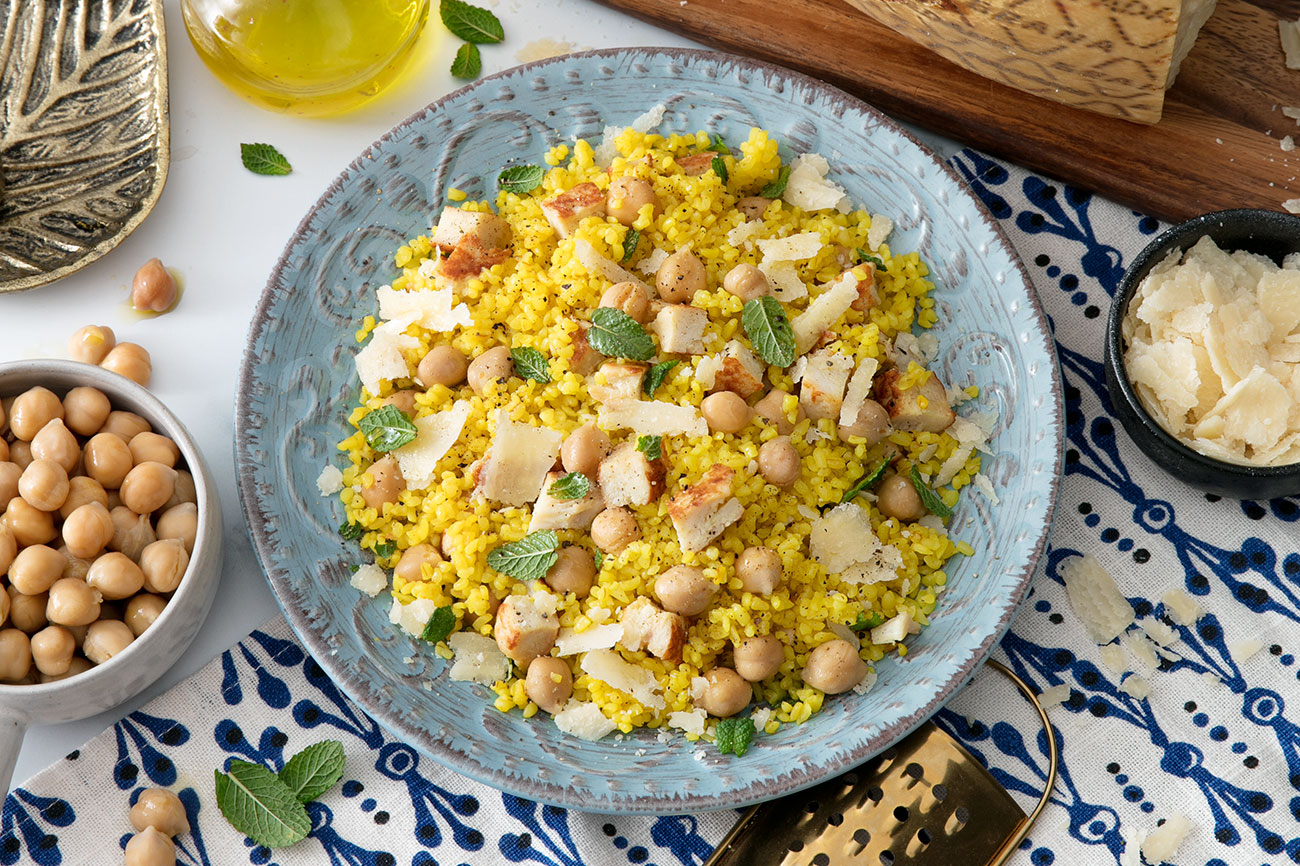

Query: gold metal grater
[[705, 660, 1059, 866]]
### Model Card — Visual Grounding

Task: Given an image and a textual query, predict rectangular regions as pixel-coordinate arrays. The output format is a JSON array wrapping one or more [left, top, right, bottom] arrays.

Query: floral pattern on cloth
[[7, 151, 1300, 866]]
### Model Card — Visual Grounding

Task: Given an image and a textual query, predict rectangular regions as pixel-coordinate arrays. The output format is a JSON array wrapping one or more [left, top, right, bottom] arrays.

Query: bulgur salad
[[322, 114, 994, 750]]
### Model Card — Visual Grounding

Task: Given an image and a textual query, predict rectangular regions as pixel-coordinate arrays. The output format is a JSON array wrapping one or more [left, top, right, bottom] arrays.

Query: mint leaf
[[359, 405, 418, 453], [439, 0, 504, 43], [278, 741, 345, 803], [642, 360, 679, 397], [420, 605, 457, 643], [909, 465, 953, 519], [498, 164, 545, 195], [488, 530, 560, 580], [715, 717, 756, 756], [588, 307, 655, 361], [548, 472, 590, 501], [742, 296, 795, 367], [760, 165, 790, 198], [849, 611, 885, 631], [709, 134, 731, 156], [374, 539, 397, 559], [711, 155, 728, 184], [214, 761, 310, 848], [240, 143, 292, 176], [450, 42, 481, 79], [842, 459, 890, 503], [510, 346, 551, 383], [855, 248, 886, 270], [621, 228, 640, 263], [339, 521, 364, 541], [636, 434, 662, 461], [594, 550, 604, 570]]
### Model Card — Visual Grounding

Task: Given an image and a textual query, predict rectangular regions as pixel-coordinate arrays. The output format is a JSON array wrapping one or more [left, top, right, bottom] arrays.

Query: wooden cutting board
[[592, 0, 1300, 223]]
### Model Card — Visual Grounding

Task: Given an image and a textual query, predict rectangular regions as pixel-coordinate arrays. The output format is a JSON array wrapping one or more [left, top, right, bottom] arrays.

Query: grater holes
[[944, 805, 971, 836], [866, 786, 884, 803], [789, 839, 805, 853], [853, 829, 871, 848], [827, 812, 844, 826], [904, 762, 924, 779], [932, 783, 948, 802], [904, 825, 932, 858], [843, 772, 859, 786], [811, 854, 830, 866], [892, 806, 910, 823], [880, 851, 896, 865], [804, 800, 820, 814]]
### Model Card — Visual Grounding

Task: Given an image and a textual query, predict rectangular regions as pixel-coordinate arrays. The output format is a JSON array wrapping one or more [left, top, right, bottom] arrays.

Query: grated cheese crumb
[[1038, 683, 1070, 709], [782, 153, 850, 213], [1229, 636, 1265, 663], [554, 701, 617, 741], [1119, 674, 1151, 700], [636, 246, 669, 276], [448, 632, 511, 684], [1099, 643, 1128, 674], [1141, 814, 1194, 864], [316, 464, 344, 495], [1062, 554, 1135, 644], [1162, 587, 1203, 626], [350, 563, 387, 597]]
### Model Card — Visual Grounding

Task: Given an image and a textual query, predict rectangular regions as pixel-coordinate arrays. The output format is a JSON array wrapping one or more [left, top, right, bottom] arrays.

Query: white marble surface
[[3, 0, 959, 787]]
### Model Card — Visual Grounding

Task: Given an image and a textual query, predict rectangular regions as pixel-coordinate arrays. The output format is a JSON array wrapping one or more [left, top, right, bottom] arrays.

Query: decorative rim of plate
[[234, 45, 1063, 812]]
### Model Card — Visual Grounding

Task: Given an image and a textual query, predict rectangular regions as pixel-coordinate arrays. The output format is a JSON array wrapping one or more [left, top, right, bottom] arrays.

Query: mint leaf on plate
[[510, 346, 551, 383], [420, 605, 458, 643], [487, 530, 560, 580], [642, 360, 678, 397], [759, 165, 790, 198], [439, 0, 504, 43], [742, 296, 795, 367], [359, 405, 418, 453], [498, 164, 545, 195], [214, 761, 310, 848], [240, 143, 292, 177], [548, 472, 590, 501], [279, 741, 345, 803], [715, 717, 756, 756], [909, 465, 953, 519], [587, 307, 655, 361]]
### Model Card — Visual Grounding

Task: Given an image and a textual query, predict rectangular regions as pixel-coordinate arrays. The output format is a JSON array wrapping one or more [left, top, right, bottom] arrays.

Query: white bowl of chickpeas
[[0, 360, 222, 794]]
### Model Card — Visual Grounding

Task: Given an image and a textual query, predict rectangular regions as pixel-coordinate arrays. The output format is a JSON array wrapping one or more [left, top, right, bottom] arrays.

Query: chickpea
[[130, 787, 190, 836], [8, 545, 67, 595], [722, 264, 771, 301], [875, 474, 927, 522], [417, 345, 469, 388], [18, 459, 70, 512], [360, 455, 404, 510], [0, 524, 13, 576], [838, 399, 891, 445], [131, 258, 178, 312], [736, 546, 782, 595], [7, 587, 48, 633], [524, 656, 573, 714], [162, 470, 196, 510], [560, 423, 611, 478], [107, 490, 123, 510], [59, 501, 115, 560], [733, 634, 785, 682], [40, 656, 92, 683], [656, 249, 706, 303], [110, 506, 156, 560], [599, 281, 652, 323], [758, 436, 801, 487], [590, 507, 640, 554], [101, 410, 152, 442], [802, 639, 868, 694], [123, 827, 175, 866], [696, 667, 751, 717], [0, 587, 8, 628], [701, 391, 751, 434], [29, 625, 76, 676], [59, 476, 109, 520], [653, 565, 717, 616], [84, 432, 135, 489], [155, 503, 197, 554], [380, 389, 418, 417], [0, 396, 9, 436], [46, 577, 102, 627], [89, 550, 149, 599], [67, 324, 117, 365], [544, 546, 596, 598], [466, 346, 514, 396], [0, 629, 33, 682], [394, 543, 441, 582], [128, 432, 180, 468], [62, 386, 112, 436], [8, 441, 32, 470], [0, 439, 6, 462], [125, 593, 167, 636], [83, 619, 134, 664], [736, 196, 772, 220], [101, 342, 152, 386], [606, 176, 659, 226], [120, 462, 176, 515], [0, 462, 19, 510], [8, 386, 64, 441], [753, 389, 805, 436], [31, 418, 80, 474], [5, 497, 57, 546], [59, 546, 93, 581]]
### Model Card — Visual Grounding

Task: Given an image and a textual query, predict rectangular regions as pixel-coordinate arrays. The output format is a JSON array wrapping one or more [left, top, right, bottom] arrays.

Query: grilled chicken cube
[[798, 348, 854, 421], [568, 320, 605, 375], [529, 470, 606, 532], [676, 152, 718, 176], [649, 304, 708, 355], [874, 367, 955, 433], [436, 234, 511, 283], [712, 340, 765, 398], [619, 597, 685, 664], [667, 464, 744, 552], [431, 207, 513, 253], [542, 182, 606, 237], [598, 442, 666, 507], [848, 263, 880, 311], [588, 362, 649, 404], [494, 594, 560, 667]]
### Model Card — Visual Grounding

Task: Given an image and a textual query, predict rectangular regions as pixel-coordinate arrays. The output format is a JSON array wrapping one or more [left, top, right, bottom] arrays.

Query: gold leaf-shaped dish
[[0, 0, 169, 294]]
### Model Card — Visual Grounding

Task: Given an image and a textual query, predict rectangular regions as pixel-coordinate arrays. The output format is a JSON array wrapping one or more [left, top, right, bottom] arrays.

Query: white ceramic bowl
[[0, 360, 223, 794]]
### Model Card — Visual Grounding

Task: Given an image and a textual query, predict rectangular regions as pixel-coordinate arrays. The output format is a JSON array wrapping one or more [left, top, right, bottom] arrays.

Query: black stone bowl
[[1105, 208, 1300, 500]]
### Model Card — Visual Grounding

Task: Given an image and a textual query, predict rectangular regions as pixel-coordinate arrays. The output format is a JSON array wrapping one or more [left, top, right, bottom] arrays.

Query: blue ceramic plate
[[235, 47, 1063, 813]]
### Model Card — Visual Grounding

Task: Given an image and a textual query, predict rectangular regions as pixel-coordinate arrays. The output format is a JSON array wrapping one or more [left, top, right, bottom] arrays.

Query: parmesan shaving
[[581, 649, 665, 709], [554, 623, 625, 656], [477, 410, 563, 506], [354, 323, 418, 396], [377, 285, 473, 333], [448, 632, 511, 684], [574, 238, 650, 289], [1061, 554, 1135, 644], [839, 358, 880, 427], [792, 271, 858, 353], [394, 401, 472, 491], [1099, 643, 1128, 673], [782, 153, 850, 213], [1038, 683, 1070, 709], [668, 708, 707, 736], [350, 563, 387, 597], [1140, 617, 1178, 647], [1140, 814, 1194, 864], [866, 214, 894, 251], [636, 247, 669, 276], [1161, 587, 1203, 625], [598, 400, 707, 437], [759, 260, 808, 301], [554, 701, 617, 740], [1229, 636, 1265, 662], [1122, 631, 1159, 671], [756, 232, 823, 262], [1281, 19, 1300, 70]]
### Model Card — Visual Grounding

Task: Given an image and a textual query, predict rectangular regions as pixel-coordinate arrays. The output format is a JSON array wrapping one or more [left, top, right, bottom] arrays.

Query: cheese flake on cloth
[[477, 410, 564, 506], [1140, 814, 1194, 864], [809, 503, 903, 585], [377, 285, 472, 333], [782, 153, 850, 213], [394, 401, 472, 491], [1061, 554, 1134, 644], [598, 399, 707, 437], [580, 648, 665, 709]]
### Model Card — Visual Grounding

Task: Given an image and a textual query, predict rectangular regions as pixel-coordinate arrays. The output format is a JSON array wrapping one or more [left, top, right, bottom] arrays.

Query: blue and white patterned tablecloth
[[7, 151, 1299, 866]]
